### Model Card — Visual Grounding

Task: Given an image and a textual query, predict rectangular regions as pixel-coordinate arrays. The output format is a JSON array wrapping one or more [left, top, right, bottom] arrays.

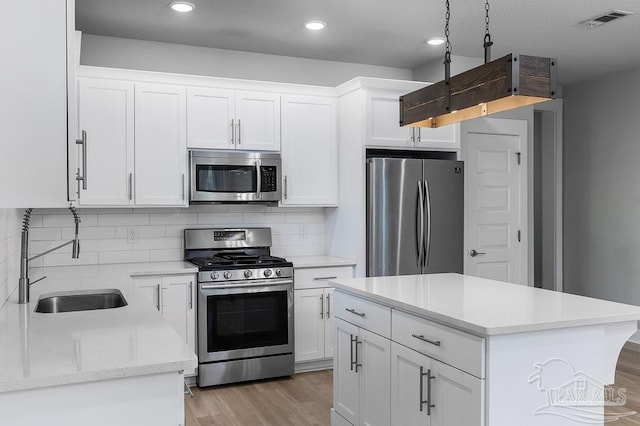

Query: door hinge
[[517, 230, 521, 242], [516, 152, 521, 165]]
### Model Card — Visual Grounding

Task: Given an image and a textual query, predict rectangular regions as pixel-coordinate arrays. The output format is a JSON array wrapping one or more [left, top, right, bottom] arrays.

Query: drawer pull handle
[[346, 308, 366, 318], [412, 334, 441, 347], [313, 276, 338, 281]]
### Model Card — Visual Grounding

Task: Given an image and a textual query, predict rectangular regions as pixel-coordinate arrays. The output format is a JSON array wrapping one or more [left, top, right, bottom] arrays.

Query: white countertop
[[0, 262, 198, 393], [288, 256, 356, 268], [330, 273, 640, 336]]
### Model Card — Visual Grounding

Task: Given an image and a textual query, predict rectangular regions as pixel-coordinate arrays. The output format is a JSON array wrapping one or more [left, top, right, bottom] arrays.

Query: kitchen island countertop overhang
[[329, 273, 640, 336]]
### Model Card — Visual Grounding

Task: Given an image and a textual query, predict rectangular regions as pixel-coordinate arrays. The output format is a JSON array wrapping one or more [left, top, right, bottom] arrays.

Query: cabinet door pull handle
[[128, 173, 133, 201], [412, 334, 441, 347], [188, 281, 193, 309], [320, 294, 324, 320], [350, 334, 356, 371], [231, 119, 235, 144], [326, 293, 331, 318], [346, 308, 366, 318], [427, 368, 435, 415], [284, 175, 288, 200], [237, 119, 241, 144], [355, 338, 362, 373], [417, 128, 422, 143], [419, 366, 428, 412], [313, 276, 337, 281], [155, 284, 160, 311], [76, 130, 88, 190]]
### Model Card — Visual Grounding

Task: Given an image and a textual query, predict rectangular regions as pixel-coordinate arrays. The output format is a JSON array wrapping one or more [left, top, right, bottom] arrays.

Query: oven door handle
[[200, 279, 293, 290]]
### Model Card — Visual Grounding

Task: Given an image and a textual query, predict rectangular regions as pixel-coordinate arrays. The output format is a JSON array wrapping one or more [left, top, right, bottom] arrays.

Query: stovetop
[[189, 254, 292, 271]]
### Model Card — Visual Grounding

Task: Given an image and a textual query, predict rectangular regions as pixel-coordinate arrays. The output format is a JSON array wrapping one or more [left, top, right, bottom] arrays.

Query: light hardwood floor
[[185, 348, 640, 425], [185, 370, 332, 426]]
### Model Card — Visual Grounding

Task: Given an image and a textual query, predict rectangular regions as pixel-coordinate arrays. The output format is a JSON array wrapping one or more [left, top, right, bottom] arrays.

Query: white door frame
[[461, 118, 529, 285], [534, 99, 563, 292]]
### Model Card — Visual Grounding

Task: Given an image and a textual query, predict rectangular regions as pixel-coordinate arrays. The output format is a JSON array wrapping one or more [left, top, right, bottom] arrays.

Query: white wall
[[412, 55, 482, 83], [564, 66, 640, 304], [80, 34, 412, 87], [0, 209, 21, 307], [24, 206, 325, 268]]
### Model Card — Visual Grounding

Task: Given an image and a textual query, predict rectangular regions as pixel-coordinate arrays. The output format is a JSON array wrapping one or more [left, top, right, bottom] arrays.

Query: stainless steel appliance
[[367, 155, 464, 277], [189, 150, 281, 204], [184, 227, 294, 387]]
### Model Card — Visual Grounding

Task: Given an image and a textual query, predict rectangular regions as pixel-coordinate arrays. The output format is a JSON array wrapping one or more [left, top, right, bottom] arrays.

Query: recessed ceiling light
[[426, 37, 446, 46], [305, 20, 327, 31], [170, 1, 195, 13]]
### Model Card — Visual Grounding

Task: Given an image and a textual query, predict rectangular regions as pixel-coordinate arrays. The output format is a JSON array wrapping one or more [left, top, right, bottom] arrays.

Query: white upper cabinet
[[236, 91, 281, 151], [0, 0, 71, 208], [187, 89, 280, 151], [134, 83, 188, 206], [366, 89, 460, 151], [281, 95, 337, 206], [76, 79, 135, 206], [186, 88, 235, 150]]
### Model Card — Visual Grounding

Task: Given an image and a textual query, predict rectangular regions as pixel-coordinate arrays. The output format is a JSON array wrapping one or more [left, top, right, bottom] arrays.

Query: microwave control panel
[[260, 166, 278, 192]]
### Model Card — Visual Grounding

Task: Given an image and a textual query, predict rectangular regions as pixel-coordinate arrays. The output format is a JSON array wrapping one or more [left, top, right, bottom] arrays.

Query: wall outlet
[[299, 224, 308, 240], [127, 228, 138, 244]]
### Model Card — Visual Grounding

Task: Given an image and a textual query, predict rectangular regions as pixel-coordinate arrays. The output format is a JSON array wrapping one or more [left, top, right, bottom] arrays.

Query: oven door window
[[196, 165, 257, 193], [207, 290, 288, 352]]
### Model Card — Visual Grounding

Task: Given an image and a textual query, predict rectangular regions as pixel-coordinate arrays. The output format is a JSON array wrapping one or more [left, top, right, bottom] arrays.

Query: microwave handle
[[255, 159, 262, 199]]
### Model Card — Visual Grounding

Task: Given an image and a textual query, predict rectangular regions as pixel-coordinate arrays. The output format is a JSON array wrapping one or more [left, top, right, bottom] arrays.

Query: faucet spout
[[17, 206, 81, 304]]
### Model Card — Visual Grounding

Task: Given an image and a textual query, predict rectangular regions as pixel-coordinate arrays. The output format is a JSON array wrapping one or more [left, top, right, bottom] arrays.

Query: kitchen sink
[[34, 289, 128, 313]]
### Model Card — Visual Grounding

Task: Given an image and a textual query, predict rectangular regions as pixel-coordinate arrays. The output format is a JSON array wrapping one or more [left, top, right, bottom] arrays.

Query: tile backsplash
[[26, 205, 326, 268], [0, 209, 21, 306]]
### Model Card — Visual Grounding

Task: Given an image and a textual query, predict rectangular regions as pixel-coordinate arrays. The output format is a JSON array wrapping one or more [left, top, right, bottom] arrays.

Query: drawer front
[[334, 291, 391, 338], [294, 266, 353, 290], [392, 310, 485, 378]]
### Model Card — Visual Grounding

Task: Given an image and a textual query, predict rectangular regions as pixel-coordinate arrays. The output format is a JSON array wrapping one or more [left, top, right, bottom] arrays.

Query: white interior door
[[462, 118, 527, 285]]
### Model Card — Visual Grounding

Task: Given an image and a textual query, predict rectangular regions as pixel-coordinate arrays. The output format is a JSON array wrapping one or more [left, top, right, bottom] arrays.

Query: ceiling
[[76, 0, 640, 86]]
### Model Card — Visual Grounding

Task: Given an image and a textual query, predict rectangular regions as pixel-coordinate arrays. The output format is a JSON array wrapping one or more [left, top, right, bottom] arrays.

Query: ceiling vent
[[579, 10, 634, 28]]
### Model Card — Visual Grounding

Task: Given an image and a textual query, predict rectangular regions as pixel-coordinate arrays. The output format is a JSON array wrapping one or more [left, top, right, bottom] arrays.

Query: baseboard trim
[[295, 358, 333, 373]]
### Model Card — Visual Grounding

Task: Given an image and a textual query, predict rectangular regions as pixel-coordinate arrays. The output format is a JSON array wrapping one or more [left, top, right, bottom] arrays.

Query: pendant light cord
[[483, 0, 493, 63]]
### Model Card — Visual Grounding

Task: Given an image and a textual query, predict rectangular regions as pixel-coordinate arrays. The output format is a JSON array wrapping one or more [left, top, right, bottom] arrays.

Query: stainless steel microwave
[[189, 150, 281, 204]]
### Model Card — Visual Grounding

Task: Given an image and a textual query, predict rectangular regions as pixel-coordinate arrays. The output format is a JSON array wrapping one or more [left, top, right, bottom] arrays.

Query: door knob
[[470, 249, 486, 257]]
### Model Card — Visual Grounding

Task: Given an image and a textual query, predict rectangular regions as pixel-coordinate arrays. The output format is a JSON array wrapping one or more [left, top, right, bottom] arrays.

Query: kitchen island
[[0, 262, 198, 426], [329, 273, 640, 426]]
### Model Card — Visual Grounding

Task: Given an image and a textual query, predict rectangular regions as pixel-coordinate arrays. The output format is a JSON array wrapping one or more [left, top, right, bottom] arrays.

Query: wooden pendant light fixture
[[399, 0, 557, 129]]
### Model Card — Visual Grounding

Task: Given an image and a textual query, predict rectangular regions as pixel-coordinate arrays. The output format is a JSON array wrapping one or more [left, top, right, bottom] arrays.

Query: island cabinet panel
[[332, 289, 484, 426], [333, 317, 391, 426], [392, 309, 485, 378]]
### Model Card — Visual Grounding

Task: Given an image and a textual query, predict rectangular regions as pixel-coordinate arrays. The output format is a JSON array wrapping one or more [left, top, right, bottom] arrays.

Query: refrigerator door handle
[[417, 181, 425, 267], [424, 180, 432, 268]]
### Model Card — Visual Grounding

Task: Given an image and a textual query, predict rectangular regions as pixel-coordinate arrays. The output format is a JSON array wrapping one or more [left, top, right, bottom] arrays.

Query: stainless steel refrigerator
[[366, 156, 464, 277]]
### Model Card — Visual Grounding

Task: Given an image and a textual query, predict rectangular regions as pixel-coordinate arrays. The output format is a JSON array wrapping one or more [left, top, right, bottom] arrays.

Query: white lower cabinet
[[332, 290, 485, 426], [293, 265, 353, 368], [132, 274, 196, 376], [333, 317, 391, 426], [391, 342, 484, 426], [294, 287, 334, 362]]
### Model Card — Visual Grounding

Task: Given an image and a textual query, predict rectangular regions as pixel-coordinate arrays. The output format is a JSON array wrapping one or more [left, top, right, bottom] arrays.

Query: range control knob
[[275, 269, 283, 277], [223, 271, 232, 280], [263, 269, 273, 278], [210, 272, 220, 280], [244, 270, 253, 278]]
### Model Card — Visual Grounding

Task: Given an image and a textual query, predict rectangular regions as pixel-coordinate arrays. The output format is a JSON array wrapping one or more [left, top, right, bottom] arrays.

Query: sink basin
[[34, 289, 128, 313]]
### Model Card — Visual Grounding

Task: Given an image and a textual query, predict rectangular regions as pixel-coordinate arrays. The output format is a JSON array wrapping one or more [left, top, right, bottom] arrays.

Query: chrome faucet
[[18, 206, 81, 304]]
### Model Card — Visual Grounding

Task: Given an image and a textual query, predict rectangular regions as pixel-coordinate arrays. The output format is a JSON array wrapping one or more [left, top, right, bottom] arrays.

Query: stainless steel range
[[184, 227, 294, 387]]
